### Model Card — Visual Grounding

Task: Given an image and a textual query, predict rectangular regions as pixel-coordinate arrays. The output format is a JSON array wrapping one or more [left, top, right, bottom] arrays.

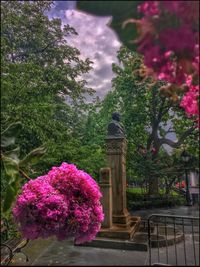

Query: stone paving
[[149, 233, 199, 266], [9, 238, 148, 266], [130, 205, 199, 219], [9, 206, 199, 266]]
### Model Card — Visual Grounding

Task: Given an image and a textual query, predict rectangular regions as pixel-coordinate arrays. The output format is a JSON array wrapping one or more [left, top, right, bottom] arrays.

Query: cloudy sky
[[48, 1, 121, 100]]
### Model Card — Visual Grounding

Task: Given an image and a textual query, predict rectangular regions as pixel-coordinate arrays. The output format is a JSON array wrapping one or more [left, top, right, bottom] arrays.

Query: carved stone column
[[105, 137, 130, 225], [99, 168, 112, 228]]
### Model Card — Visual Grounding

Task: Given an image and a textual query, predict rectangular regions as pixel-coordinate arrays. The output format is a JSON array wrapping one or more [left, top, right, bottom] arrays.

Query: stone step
[[76, 237, 148, 251]]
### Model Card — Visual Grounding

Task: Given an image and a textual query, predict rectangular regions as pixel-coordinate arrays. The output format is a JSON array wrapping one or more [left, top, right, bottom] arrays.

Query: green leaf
[[3, 147, 20, 162], [1, 122, 22, 148], [3, 185, 16, 212], [2, 155, 19, 182], [19, 146, 46, 168]]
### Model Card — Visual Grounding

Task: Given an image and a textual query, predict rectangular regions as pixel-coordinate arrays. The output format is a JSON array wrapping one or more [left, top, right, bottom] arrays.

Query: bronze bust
[[107, 112, 125, 138]]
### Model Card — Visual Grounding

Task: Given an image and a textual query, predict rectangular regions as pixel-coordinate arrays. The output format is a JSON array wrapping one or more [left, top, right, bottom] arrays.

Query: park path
[[9, 206, 199, 266], [130, 205, 199, 219], [9, 237, 148, 266]]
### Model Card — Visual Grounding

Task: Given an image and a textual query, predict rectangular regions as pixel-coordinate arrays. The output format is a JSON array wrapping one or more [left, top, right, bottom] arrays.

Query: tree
[[103, 47, 197, 194], [1, 1, 94, 177]]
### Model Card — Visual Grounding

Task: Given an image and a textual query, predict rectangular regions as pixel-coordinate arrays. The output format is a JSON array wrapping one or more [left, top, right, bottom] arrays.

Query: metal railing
[[147, 214, 199, 266]]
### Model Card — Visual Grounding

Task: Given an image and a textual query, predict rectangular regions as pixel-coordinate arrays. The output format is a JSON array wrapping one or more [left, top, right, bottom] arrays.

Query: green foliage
[[19, 146, 46, 169], [84, 46, 198, 195], [1, 122, 46, 215], [1, 1, 96, 220], [1, 2, 108, 209], [1, 122, 22, 148], [112, 47, 198, 193], [127, 187, 179, 196], [72, 144, 106, 181], [126, 190, 186, 210], [1, 1, 96, 179]]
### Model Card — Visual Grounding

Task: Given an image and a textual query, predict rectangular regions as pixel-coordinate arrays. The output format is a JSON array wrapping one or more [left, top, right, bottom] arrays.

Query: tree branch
[[19, 169, 31, 180], [157, 97, 166, 122], [159, 126, 195, 148], [165, 127, 175, 134], [12, 39, 59, 61]]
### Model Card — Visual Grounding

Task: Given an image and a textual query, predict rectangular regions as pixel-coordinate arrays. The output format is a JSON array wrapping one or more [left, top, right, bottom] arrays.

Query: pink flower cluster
[[137, 1, 159, 17], [180, 75, 199, 126], [12, 163, 104, 244], [136, 1, 199, 122]]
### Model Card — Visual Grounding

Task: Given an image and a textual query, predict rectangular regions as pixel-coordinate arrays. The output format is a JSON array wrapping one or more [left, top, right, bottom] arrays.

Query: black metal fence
[[147, 214, 199, 266]]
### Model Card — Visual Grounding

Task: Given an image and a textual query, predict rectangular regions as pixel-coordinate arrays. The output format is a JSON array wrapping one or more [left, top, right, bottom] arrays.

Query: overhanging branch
[[159, 126, 195, 148]]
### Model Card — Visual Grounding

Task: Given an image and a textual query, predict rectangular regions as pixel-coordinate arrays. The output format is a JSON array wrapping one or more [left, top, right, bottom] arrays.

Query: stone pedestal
[[105, 137, 128, 225], [99, 168, 112, 229], [97, 136, 141, 240], [77, 114, 141, 250]]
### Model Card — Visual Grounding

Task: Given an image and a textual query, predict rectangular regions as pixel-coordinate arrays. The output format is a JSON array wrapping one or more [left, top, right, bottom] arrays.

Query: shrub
[[127, 190, 186, 210], [13, 163, 104, 244]]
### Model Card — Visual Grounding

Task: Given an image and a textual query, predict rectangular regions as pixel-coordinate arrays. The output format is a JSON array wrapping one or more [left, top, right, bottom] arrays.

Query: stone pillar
[[99, 168, 112, 228], [105, 137, 130, 225]]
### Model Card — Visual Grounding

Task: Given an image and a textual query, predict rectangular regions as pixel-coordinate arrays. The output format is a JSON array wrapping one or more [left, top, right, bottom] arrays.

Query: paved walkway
[[9, 206, 199, 266], [9, 238, 148, 266], [130, 205, 199, 219]]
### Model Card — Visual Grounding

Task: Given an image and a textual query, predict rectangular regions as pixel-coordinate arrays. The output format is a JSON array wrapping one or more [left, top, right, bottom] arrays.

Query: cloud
[[47, 1, 76, 20], [48, 3, 121, 101]]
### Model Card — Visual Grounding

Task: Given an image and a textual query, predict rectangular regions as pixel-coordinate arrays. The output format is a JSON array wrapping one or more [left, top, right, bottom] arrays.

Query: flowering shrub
[[12, 163, 104, 244], [126, 1, 199, 125]]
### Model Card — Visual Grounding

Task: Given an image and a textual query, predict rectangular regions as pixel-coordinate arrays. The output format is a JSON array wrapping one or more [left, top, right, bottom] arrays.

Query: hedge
[[126, 191, 186, 210]]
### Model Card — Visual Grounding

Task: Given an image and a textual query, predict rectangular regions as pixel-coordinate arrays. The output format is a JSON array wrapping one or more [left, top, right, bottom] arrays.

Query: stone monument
[[97, 112, 141, 240], [78, 113, 142, 250]]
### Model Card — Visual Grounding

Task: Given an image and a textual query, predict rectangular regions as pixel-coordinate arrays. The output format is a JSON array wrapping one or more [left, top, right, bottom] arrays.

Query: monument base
[[97, 216, 141, 240], [76, 236, 147, 251], [76, 216, 146, 251], [112, 209, 130, 225]]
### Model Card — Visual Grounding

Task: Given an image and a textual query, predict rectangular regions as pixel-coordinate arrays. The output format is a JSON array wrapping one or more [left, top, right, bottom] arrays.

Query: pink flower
[[143, 45, 162, 68], [180, 91, 199, 115], [180, 75, 199, 127], [138, 1, 160, 16], [135, 1, 199, 121], [162, 1, 199, 24], [159, 27, 197, 56], [180, 77, 199, 116], [13, 163, 104, 244]]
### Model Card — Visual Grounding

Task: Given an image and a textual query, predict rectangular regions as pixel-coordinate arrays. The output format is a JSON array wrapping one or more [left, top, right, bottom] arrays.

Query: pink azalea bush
[[12, 163, 104, 244], [128, 1, 199, 125]]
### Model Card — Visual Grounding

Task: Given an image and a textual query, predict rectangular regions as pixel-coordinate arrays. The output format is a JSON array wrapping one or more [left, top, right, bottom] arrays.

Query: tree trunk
[[165, 186, 170, 195], [148, 177, 159, 195]]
